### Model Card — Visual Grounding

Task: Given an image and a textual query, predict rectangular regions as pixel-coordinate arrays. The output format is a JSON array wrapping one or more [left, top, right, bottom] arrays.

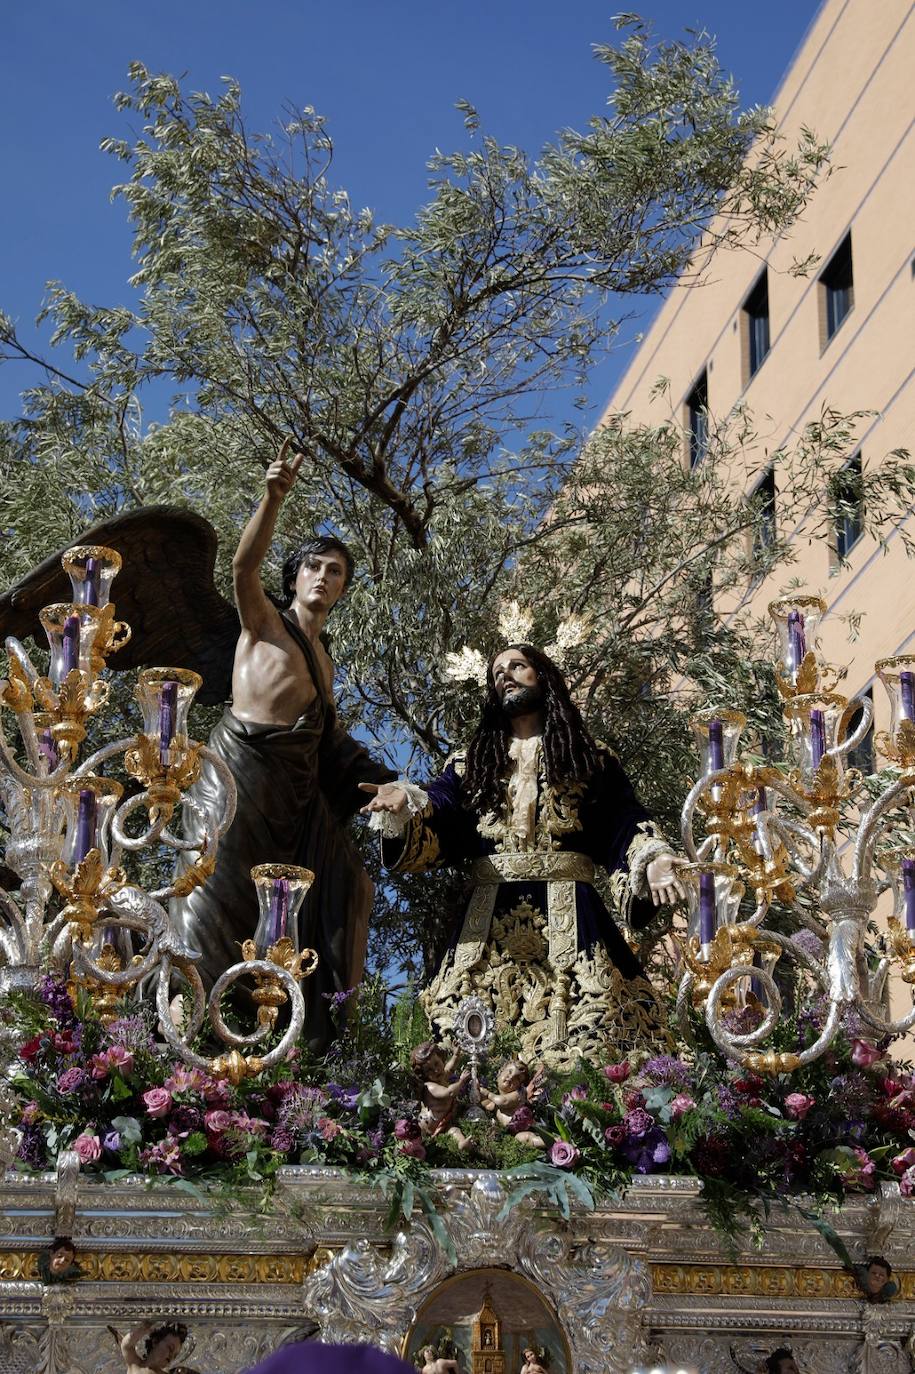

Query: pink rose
[[318, 1116, 342, 1142], [891, 1147, 915, 1176], [900, 1166, 915, 1198], [142, 1087, 172, 1118], [784, 1092, 815, 1121], [204, 1109, 233, 1135], [603, 1061, 631, 1084], [393, 1118, 422, 1141], [851, 1040, 883, 1069], [670, 1093, 696, 1120], [848, 1146, 877, 1192], [549, 1140, 580, 1169], [73, 1132, 102, 1164], [105, 1045, 134, 1074], [399, 1138, 426, 1160]]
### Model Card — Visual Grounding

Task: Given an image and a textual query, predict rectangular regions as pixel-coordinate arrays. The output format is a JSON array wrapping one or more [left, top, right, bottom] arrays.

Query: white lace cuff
[[367, 781, 430, 838], [627, 831, 675, 898]]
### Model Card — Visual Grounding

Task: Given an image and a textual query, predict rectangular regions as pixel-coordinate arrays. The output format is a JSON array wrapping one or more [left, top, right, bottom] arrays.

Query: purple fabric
[[245, 1344, 413, 1373]]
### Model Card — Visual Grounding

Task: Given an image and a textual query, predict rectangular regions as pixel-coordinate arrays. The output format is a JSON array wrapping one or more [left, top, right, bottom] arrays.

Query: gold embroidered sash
[[453, 852, 595, 978]]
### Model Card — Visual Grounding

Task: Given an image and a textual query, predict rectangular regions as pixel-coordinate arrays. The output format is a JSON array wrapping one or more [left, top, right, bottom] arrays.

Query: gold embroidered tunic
[[381, 744, 670, 1069]]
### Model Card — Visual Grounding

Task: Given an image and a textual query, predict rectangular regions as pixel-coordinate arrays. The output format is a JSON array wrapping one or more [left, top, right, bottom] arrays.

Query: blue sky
[[1, 1, 820, 430]]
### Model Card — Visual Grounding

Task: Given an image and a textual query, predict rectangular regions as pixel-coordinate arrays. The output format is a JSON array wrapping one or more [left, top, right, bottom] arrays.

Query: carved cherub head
[[47, 1236, 76, 1277], [497, 1059, 530, 1094], [142, 1322, 189, 1370], [411, 1041, 447, 1083]]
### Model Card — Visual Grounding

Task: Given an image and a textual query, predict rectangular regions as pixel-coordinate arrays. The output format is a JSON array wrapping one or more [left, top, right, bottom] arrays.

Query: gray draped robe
[[171, 616, 394, 1052]]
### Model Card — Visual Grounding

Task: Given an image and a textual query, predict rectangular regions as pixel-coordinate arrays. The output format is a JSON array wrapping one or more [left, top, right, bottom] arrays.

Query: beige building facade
[[601, 0, 915, 733]]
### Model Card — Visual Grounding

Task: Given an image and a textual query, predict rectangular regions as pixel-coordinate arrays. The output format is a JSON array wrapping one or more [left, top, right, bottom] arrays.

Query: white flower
[[444, 646, 488, 687], [497, 600, 534, 646]]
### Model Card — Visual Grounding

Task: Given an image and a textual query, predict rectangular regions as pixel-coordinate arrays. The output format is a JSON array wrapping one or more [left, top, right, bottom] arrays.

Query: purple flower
[[16, 1124, 47, 1168], [622, 1125, 671, 1174], [717, 1084, 741, 1118], [104, 1014, 155, 1053], [277, 1085, 328, 1135], [56, 1068, 85, 1094], [509, 1106, 535, 1134], [642, 1056, 690, 1088], [39, 976, 75, 1024], [604, 1123, 626, 1147], [549, 1140, 580, 1169], [321, 987, 357, 1008], [394, 1117, 422, 1141], [623, 1108, 654, 1138], [326, 1084, 360, 1111], [168, 1105, 202, 1138], [791, 929, 825, 961], [270, 1126, 295, 1153], [102, 1131, 121, 1153]]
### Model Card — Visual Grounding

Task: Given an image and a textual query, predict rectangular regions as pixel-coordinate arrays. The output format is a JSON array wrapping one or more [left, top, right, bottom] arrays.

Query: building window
[[743, 269, 770, 379], [834, 453, 864, 559], [687, 370, 709, 469], [820, 232, 854, 344], [844, 687, 875, 775], [751, 467, 777, 559]]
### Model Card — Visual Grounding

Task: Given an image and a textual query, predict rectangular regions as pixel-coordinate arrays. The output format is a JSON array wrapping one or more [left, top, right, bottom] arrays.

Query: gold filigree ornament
[[0, 657, 34, 714], [32, 668, 109, 758], [50, 848, 127, 944], [169, 847, 217, 899], [775, 648, 820, 700], [240, 935, 319, 1030], [678, 921, 759, 1010], [85, 602, 132, 675], [886, 916, 915, 984], [742, 1048, 801, 1075], [124, 731, 202, 823]]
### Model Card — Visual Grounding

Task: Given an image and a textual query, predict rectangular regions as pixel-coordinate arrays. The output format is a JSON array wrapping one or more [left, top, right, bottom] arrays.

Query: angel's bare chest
[[231, 632, 331, 725]]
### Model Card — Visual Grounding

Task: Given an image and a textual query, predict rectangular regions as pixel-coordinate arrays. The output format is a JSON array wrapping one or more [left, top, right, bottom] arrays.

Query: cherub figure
[[114, 1320, 196, 1374], [419, 1345, 460, 1374], [480, 1059, 546, 1148], [38, 1236, 82, 1284], [410, 1041, 471, 1150], [520, 1347, 550, 1374], [854, 1254, 898, 1303]]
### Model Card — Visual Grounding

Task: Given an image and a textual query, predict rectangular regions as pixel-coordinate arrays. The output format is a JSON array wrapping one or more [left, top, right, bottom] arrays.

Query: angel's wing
[[0, 507, 239, 704]]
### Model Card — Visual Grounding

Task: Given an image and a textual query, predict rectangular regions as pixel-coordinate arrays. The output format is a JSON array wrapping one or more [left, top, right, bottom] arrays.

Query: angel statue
[[111, 1319, 197, 1374], [362, 629, 685, 1069], [0, 443, 395, 1052]]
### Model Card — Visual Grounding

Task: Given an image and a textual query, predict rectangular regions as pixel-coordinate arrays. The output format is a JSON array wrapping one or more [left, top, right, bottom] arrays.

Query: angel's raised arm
[[232, 441, 303, 635]]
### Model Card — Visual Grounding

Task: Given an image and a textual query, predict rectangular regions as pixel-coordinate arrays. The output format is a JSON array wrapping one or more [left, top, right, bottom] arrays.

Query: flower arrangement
[[5, 976, 915, 1246]]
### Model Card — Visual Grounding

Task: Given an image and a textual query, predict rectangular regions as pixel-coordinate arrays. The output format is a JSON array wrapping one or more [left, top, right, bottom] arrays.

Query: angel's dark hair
[[865, 1254, 892, 1274], [462, 644, 601, 813], [49, 1236, 75, 1256], [144, 1322, 188, 1354], [277, 536, 355, 607], [765, 1350, 795, 1374], [410, 1041, 443, 1080]]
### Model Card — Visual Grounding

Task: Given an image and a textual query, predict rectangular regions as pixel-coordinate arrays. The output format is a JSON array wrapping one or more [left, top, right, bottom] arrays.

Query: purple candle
[[267, 878, 290, 944], [900, 671, 915, 723], [787, 609, 807, 674], [810, 709, 826, 768], [82, 557, 100, 607], [699, 870, 716, 946], [708, 718, 725, 772], [753, 787, 767, 815], [61, 614, 80, 676], [903, 859, 915, 933], [38, 728, 59, 773], [74, 789, 98, 864], [158, 680, 178, 765]]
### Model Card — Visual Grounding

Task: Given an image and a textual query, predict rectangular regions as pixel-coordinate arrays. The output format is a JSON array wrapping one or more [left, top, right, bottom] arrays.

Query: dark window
[[687, 371, 709, 469], [821, 232, 854, 342], [752, 468, 777, 559], [834, 453, 864, 559], [744, 270, 770, 378], [845, 688, 875, 775]]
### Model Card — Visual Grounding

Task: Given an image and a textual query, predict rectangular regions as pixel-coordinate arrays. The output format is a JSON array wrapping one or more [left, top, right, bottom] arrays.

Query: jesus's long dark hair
[[462, 644, 602, 812]]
